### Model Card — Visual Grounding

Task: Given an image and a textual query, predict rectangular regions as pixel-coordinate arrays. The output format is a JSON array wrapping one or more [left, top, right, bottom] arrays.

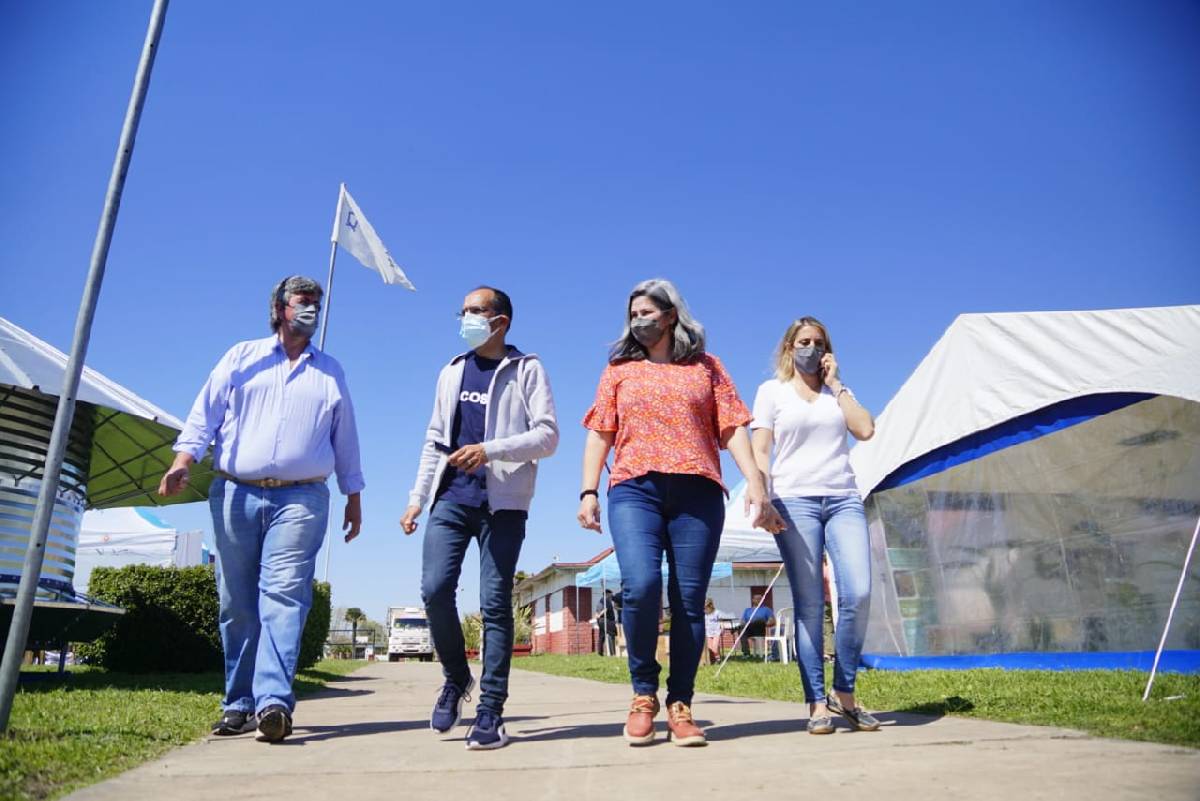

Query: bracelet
[[580, 489, 599, 500], [834, 386, 854, 400]]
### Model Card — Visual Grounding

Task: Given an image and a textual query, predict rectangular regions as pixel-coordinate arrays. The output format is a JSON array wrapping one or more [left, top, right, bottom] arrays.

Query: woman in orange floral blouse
[[577, 278, 780, 747]]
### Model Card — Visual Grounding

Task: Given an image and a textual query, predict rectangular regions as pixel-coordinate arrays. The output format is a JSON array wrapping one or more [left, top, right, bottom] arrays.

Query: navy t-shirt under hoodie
[[435, 351, 501, 507]]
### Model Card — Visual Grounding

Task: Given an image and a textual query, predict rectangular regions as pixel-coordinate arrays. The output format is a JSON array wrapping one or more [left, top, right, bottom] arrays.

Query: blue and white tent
[[849, 305, 1200, 672], [575, 551, 733, 589]]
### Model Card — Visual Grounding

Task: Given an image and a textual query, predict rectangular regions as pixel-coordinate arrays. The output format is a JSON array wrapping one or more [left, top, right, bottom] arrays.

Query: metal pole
[[318, 238, 338, 352], [1142, 512, 1200, 702], [0, 0, 170, 732], [715, 563, 784, 678], [318, 185, 341, 582]]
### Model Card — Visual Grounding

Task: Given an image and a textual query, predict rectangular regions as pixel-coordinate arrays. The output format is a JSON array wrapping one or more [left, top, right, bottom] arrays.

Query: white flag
[[330, 184, 416, 290]]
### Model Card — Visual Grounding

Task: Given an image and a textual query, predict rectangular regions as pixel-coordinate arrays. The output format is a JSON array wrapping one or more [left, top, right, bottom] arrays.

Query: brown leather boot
[[666, 701, 706, 746], [623, 694, 660, 745]]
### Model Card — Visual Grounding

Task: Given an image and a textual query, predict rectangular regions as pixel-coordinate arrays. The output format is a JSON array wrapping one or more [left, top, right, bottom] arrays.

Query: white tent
[[74, 508, 207, 594], [848, 305, 1200, 672]]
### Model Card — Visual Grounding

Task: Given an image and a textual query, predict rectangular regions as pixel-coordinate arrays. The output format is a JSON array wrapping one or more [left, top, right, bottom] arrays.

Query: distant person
[[739, 594, 775, 656], [160, 275, 364, 743], [577, 278, 775, 747], [400, 286, 558, 750], [750, 316, 879, 734], [703, 598, 724, 662], [594, 589, 620, 656]]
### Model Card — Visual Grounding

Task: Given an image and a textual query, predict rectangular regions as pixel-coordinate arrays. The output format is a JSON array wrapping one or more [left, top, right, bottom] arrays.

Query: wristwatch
[[580, 489, 599, 500]]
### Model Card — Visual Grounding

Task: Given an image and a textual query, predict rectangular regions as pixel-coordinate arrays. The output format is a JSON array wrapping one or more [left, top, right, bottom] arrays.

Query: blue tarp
[[575, 551, 733, 588], [861, 650, 1200, 673]]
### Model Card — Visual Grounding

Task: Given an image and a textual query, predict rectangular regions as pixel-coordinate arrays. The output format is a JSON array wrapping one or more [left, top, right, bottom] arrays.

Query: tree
[[345, 607, 366, 647]]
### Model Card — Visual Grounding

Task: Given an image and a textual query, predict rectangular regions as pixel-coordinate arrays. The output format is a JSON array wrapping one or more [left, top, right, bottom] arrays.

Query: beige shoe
[[666, 701, 707, 746]]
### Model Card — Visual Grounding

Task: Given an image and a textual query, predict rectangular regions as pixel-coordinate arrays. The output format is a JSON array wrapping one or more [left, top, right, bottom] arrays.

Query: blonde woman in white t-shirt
[[750, 316, 879, 735]]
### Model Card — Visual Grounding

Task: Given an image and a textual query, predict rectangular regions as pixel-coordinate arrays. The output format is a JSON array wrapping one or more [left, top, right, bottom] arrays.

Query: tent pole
[[715, 563, 784, 678], [0, 0, 170, 733], [1142, 511, 1200, 702]]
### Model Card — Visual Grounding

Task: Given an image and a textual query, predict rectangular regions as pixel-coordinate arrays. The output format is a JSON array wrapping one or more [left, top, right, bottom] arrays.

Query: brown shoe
[[666, 701, 707, 746], [623, 694, 660, 745]]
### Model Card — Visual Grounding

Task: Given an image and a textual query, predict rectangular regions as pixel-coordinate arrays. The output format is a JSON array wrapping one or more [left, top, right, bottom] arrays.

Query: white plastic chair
[[763, 606, 794, 665]]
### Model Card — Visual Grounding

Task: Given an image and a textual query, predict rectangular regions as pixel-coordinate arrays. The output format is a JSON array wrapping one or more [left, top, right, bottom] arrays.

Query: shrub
[[77, 565, 331, 673], [300, 581, 331, 670], [76, 565, 222, 672]]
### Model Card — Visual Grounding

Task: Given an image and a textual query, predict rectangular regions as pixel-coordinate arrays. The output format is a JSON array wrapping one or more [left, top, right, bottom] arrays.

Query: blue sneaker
[[430, 676, 475, 733], [465, 708, 509, 750]]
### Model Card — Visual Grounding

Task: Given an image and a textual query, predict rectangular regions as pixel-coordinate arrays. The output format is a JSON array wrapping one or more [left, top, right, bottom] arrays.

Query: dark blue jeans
[[608, 473, 725, 706], [421, 500, 526, 714]]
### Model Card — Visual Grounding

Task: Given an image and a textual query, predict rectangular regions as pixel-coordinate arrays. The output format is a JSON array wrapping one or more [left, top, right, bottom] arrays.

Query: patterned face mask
[[631, 317, 666, 348]]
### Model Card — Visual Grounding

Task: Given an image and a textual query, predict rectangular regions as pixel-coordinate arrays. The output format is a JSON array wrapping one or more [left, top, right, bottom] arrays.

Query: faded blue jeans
[[608, 472, 725, 706], [772, 495, 872, 703], [209, 478, 330, 715], [421, 501, 526, 714]]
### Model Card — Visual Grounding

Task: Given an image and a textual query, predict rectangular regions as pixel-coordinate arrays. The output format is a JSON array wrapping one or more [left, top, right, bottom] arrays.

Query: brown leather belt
[[216, 471, 326, 489]]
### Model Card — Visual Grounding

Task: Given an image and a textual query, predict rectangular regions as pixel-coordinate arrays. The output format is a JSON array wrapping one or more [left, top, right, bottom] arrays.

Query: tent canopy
[[575, 551, 733, 588], [849, 305, 1200, 496], [0, 316, 213, 508], [75, 507, 207, 592]]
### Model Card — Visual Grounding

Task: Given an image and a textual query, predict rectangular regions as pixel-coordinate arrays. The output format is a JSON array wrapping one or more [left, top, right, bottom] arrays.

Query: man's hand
[[157, 453, 194, 497], [400, 504, 422, 535], [343, 493, 362, 543], [447, 444, 488, 474]]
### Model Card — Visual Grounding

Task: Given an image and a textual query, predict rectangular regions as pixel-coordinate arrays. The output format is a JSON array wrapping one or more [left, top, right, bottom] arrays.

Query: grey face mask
[[793, 345, 825, 375], [631, 317, 666, 348], [289, 304, 320, 338]]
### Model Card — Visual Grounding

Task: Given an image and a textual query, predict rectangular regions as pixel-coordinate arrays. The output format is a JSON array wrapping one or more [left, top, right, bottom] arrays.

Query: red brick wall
[[531, 586, 594, 655]]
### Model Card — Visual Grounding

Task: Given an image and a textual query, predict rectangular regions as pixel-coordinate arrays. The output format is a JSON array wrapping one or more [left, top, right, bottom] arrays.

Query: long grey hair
[[608, 278, 706, 364], [269, 275, 324, 332]]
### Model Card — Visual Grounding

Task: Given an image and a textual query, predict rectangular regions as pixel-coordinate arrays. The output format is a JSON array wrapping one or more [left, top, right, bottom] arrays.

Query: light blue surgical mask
[[459, 313, 495, 349]]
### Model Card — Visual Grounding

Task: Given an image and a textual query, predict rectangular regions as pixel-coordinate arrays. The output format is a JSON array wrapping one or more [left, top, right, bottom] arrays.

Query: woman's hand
[[744, 480, 783, 533], [821, 352, 841, 389], [577, 494, 602, 533]]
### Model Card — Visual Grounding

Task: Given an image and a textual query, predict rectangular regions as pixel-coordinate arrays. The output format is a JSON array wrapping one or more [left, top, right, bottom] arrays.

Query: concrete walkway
[[66, 661, 1198, 801]]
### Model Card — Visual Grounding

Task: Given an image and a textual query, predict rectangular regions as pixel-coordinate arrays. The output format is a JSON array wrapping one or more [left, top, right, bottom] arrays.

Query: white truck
[[386, 606, 435, 662]]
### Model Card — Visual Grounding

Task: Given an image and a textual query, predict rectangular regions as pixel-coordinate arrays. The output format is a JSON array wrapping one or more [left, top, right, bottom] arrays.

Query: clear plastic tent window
[[863, 395, 1200, 660]]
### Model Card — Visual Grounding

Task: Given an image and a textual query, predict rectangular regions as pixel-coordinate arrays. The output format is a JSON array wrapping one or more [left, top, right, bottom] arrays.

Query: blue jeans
[[421, 501, 526, 714], [209, 478, 330, 715], [608, 473, 725, 706], [772, 495, 871, 703]]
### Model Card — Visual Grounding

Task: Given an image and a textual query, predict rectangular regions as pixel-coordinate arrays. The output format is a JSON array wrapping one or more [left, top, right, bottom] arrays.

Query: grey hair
[[608, 278, 706, 364], [269, 275, 324, 332]]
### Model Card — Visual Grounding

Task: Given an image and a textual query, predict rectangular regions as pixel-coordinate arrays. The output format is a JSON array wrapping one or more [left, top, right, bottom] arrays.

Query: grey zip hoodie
[[408, 346, 558, 513]]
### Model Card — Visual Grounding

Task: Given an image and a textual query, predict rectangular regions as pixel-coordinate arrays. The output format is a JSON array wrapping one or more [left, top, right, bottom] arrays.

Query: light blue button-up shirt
[[174, 335, 365, 494]]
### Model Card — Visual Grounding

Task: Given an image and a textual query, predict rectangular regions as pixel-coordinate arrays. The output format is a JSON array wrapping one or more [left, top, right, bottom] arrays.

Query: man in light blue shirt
[[159, 275, 364, 743]]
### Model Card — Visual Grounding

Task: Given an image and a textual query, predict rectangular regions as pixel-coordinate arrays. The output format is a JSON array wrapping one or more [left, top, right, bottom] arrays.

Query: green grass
[[514, 654, 1200, 748], [0, 659, 366, 801]]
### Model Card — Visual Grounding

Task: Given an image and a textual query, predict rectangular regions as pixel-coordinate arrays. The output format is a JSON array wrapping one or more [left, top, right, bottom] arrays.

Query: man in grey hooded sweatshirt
[[401, 285, 558, 750]]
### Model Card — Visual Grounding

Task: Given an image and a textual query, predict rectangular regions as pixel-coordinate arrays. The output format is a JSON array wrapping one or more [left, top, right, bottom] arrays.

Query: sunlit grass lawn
[[514, 653, 1200, 748], [1, 659, 365, 801]]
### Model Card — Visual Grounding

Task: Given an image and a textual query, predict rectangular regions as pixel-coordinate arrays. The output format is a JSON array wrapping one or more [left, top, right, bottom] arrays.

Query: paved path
[[66, 661, 1198, 800]]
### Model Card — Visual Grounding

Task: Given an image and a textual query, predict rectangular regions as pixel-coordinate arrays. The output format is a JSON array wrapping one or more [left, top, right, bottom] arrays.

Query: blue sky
[[2, 2, 1198, 623]]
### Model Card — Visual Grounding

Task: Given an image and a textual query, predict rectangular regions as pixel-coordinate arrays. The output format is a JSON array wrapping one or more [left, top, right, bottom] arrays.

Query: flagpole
[[0, 0, 170, 732], [319, 186, 342, 583]]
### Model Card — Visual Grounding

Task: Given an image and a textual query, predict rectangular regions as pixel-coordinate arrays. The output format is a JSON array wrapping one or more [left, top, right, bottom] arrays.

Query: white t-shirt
[[751, 379, 859, 499]]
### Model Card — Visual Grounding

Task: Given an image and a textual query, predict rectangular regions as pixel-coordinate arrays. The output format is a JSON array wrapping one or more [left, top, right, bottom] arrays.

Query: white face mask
[[459, 313, 495, 349]]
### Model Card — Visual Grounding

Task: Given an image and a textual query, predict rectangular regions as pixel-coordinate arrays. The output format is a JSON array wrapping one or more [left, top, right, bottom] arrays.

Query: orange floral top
[[582, 353, 752, 491]]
